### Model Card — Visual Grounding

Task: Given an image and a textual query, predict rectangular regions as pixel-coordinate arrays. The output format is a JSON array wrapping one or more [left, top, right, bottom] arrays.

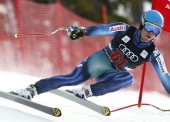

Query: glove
[[67, 26, 85, 40]]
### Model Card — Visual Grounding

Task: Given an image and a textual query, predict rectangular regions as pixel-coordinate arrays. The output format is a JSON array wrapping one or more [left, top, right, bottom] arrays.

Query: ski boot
[[66, 86, 93, 99], [10, 84, 38, 100]]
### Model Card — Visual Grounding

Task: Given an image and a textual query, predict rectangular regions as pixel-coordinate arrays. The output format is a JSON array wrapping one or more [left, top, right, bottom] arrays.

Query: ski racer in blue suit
[[11, 10, 170, 100]]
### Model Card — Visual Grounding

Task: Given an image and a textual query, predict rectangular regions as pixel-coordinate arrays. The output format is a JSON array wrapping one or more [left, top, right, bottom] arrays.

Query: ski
[[0, 90, 62, 117], [51, 89, 111, 116]]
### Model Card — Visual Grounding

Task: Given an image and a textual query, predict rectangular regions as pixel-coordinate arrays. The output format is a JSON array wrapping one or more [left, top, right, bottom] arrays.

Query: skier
[[10, 10, 170, 100]]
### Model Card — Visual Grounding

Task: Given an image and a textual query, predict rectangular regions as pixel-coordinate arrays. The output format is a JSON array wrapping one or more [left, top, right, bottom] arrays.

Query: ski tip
[[102, 106, 111, 116], [52, 108, 62, 117]]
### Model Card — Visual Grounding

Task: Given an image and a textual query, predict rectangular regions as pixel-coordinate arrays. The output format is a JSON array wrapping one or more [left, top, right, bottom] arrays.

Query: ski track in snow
[[0, 71, 170, 122]]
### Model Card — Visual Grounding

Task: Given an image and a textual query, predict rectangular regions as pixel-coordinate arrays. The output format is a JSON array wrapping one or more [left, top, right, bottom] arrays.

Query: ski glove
[[67, 26, 86, 40]]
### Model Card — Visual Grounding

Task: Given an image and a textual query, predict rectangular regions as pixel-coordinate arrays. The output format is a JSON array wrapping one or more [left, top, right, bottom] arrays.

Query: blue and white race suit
[[34, 22, 170, 96]]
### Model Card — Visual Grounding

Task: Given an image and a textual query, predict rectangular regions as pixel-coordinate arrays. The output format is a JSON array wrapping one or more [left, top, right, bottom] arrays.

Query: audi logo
[[119, 44, 139, 62]]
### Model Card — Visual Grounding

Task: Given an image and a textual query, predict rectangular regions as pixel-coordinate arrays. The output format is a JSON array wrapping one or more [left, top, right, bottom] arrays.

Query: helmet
[[141, 10, 164, 28]]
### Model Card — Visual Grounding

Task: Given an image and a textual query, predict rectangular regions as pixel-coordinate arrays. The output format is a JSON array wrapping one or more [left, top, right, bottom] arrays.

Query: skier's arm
[[67, 22, 130, 40], [149, 49, 170, 94], [85, 22, 130, 36]]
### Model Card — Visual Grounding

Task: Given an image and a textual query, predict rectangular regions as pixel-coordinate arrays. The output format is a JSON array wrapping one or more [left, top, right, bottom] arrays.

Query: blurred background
[[0, 0, 170, 95], [32, 0, 152, 24]]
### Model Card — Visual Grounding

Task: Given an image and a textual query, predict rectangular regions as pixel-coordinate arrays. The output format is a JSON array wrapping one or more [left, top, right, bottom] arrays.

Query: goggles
[[144, 22, 162, 35]]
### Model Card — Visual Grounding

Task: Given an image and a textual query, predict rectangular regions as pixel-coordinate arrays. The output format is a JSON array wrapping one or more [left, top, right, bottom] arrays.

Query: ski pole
[[14, 27, 68, 38]]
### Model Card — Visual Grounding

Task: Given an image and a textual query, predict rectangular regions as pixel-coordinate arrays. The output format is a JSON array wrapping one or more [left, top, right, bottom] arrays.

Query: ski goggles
[[144, 22, 162, 35]]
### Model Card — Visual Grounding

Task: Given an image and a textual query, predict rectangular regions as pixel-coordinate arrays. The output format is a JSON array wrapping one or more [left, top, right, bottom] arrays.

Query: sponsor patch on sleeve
[[109, 25, 126, 33], [156, 55, 168, 75]]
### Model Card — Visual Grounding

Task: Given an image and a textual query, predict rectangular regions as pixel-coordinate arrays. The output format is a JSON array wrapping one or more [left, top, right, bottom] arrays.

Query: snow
[[0, 70, 170, 122]]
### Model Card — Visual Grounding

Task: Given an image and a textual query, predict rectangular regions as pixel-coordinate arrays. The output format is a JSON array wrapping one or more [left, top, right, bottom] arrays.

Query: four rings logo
[[119, 44, 139, 62]]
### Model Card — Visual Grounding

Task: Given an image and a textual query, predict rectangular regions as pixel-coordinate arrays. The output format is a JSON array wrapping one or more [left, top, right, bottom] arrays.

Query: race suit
[[34, 22, 170, 96]]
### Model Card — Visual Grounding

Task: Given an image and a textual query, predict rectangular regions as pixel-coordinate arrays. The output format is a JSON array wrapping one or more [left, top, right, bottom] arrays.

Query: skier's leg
[[10, 59, 91, 100], [34, 50, 113, 95], [66, 71, 133, 99], [10, 50, 112, 100]]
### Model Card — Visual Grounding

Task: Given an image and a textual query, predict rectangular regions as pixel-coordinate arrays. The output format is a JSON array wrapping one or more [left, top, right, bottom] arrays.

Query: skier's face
[[140, 22, 162, 42], [141, 28, 156, 42]]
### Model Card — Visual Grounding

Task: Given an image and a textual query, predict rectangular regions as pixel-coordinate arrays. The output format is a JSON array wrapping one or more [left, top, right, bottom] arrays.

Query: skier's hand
[[67, 26, 86, 40]]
